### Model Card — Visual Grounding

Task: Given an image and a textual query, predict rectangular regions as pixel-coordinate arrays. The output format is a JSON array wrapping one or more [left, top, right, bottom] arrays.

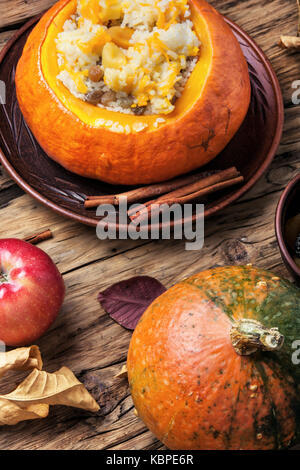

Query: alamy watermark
[[0, 80, 6, 105], [291, 80, 300, 104], [0, 340, 6, 368], [292, 340, 300, 364], [96, 197, 204, 250]]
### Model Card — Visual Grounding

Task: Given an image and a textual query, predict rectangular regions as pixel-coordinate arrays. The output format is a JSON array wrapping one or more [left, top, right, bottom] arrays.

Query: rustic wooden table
[[0, 0, 299, 450]]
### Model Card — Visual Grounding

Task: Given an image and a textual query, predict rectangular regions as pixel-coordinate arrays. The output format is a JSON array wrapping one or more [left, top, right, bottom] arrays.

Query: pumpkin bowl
[[15, 0, 251, 185], [127, 265, 300, 450], [275, 173, 300, 284]]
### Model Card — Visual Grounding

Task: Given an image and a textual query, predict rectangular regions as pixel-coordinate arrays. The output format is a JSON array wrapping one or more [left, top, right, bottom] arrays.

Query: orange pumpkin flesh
[[16, 0, 250, 185], [127, 266, 300, 450]]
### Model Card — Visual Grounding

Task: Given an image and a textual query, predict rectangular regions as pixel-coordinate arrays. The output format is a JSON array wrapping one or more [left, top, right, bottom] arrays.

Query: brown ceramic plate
[[275, 174, 300, 284], [0, 14, 283, 230]]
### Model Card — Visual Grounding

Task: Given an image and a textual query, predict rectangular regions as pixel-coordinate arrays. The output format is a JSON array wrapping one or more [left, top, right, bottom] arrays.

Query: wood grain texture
[[0, 30, 16, 51], [0, 0, 56, 28], [0, 0, 299, 450]]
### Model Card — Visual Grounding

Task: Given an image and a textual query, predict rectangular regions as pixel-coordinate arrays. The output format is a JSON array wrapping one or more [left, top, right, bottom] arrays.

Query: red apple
[[0, 239, 65, 346]]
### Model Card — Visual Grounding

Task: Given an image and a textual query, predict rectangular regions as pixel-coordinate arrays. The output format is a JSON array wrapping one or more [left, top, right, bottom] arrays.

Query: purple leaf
[[98, 276, 166, 330]]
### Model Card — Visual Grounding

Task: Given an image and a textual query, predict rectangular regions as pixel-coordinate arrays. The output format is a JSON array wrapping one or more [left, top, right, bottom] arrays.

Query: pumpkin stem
[[230, 319, 284, 356]]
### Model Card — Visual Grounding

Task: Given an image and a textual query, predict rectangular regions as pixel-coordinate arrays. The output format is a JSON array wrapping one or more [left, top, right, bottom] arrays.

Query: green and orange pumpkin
[[127, 266, 300, 450]]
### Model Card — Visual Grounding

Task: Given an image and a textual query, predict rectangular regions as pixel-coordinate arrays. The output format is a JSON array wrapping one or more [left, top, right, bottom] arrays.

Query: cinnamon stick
[[112, 172, 213, 205], [83, 170, 221, 208], [129, 175, 244, 222], [84, 195, 116, 208], [84, 167, 240, 212], [23, 229, 53, 245], [166, 175, 244, 204], [127, 167, 241, 218], [152, 167, 238, 202]]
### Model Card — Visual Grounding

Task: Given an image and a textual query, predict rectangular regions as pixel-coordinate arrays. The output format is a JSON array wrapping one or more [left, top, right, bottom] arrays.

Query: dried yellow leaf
[[0, 398, 49, 425], [114, 364, 128, 378], [0, 347, 99, 425], [279, 35, 300, 49], [0, 345, 42, 378], [279, 1, 300, 49]]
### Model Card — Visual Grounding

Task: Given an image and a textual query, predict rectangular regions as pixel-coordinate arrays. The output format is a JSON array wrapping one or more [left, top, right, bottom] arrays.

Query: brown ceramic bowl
[[275, 173, 300, 283]]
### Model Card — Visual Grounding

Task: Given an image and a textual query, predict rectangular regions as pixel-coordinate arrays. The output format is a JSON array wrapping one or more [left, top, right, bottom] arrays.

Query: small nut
[[89, 65, 104, 82]]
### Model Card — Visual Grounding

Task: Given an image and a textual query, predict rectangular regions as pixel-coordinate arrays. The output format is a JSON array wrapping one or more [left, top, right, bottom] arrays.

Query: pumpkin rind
[[15, 0, 250, 185], [127, 266, 300, 450]]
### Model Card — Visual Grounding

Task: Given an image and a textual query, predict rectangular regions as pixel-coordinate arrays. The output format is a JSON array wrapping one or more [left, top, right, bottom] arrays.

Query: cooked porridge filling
[[56, 0, 200, 115]]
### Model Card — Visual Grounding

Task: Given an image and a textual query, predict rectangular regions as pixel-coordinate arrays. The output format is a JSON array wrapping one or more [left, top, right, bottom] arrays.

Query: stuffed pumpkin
[[16, 0, 250, 184]]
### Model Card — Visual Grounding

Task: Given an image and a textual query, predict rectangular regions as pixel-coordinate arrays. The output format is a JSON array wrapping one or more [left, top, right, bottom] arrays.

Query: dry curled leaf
[[98, 276, 166, 330], [279, 0, 300, 49], [0, 347, 99, 425], [279, 35, 300, 49], [0, 345, 42, 378], [0, 398, 49, 425], [114, 364, 128, 379]]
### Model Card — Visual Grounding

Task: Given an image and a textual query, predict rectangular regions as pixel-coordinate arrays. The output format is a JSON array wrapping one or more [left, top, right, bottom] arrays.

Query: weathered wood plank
[[0, 0, 56, 29], [0, 194, 150, 273], [0, 166, 17, 191], [0, 30, 16, 51]]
